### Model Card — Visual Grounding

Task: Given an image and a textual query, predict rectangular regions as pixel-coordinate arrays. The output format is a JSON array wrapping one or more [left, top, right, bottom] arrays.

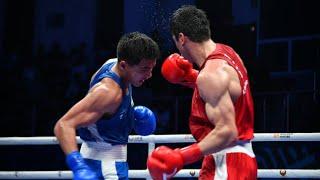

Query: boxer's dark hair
[[117, 32, 160, 66], [170, 5, 211, 42]]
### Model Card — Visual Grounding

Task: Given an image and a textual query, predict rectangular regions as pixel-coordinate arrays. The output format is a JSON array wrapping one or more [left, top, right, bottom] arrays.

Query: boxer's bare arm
[[197, 60, 238, 155], [54, 78, 122, 154]]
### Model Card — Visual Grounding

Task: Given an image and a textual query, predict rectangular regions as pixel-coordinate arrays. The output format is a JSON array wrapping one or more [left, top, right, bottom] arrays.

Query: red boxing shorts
[[199, 141, 257, 180]]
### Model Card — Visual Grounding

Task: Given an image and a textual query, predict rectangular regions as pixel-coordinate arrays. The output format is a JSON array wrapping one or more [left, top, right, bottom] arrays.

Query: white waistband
[[214, 141, 255, 158], [80, 141, 127, 161]]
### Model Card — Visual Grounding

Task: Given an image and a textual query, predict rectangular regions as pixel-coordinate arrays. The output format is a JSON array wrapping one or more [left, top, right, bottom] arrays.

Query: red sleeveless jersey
[[189, 43, 254, 142]]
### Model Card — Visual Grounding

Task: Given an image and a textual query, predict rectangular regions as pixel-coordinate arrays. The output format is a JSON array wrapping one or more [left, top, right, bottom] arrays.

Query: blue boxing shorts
[[80, 141, 128, 180]]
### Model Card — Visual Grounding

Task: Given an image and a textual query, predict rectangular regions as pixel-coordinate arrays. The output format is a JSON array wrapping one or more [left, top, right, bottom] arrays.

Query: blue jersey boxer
[[54, 32, 159, 180], [78, 58, 134, 180]]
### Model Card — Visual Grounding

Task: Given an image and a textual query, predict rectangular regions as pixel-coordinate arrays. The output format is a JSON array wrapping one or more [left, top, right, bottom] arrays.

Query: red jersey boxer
[[147, 5, 257, 180], [190, 43, 257, 179]]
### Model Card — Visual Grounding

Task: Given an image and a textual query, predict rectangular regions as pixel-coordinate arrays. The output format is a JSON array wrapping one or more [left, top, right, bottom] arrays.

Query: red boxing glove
[[147, 144, 203, 180], [161, 53, 198, 88]]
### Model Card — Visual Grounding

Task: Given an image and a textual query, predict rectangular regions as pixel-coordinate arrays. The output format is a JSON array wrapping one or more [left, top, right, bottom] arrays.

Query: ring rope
[[0, 133, 320, 145], [0, 169, 320, 179], [1, 133, 319, 179]]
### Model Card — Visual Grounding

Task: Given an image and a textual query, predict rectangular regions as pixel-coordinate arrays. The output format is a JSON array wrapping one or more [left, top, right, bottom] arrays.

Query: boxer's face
[[126, 59, 156, 87]]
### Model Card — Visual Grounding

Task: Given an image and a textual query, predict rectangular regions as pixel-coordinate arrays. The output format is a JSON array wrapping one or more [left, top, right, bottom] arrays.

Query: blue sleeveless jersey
[[78, 58, 134, 145]]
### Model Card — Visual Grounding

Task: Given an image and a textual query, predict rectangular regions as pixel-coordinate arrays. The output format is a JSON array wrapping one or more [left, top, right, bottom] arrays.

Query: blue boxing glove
[[133, 106, 156, 136], [66, 151, 98, 180]]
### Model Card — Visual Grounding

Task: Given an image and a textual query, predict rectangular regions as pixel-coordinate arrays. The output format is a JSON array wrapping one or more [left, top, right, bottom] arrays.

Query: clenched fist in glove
[[147, 144, 203, 180], [161, 53, 198, 88], [66, 151, 98, 180], [133, 106, 156, 136]]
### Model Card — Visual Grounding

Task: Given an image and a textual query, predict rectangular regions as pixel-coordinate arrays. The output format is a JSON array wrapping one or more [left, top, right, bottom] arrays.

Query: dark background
[[0, 0, 319, 179]]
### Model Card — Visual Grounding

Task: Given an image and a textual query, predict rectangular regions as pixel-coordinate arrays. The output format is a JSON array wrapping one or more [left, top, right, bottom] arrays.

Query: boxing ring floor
[[0, 133, 319, 179]]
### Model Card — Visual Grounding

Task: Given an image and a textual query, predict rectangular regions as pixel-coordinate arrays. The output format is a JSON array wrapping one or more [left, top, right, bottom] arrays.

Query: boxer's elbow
[[228, 127, 238, 143], [54, 119, 73, 138], [53, 120, 62, 138], [228, 126, 238, 144], [220, 125, 238, 145]]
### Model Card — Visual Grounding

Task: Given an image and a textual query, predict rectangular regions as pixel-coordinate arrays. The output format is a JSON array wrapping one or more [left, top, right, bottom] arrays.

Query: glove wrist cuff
[[66, 151, 83, 171], [180, 143, 203, 165]]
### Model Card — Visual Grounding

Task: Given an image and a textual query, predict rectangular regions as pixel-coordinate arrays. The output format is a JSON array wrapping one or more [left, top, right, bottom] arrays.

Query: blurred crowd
[[1, 42, 96, 136]]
